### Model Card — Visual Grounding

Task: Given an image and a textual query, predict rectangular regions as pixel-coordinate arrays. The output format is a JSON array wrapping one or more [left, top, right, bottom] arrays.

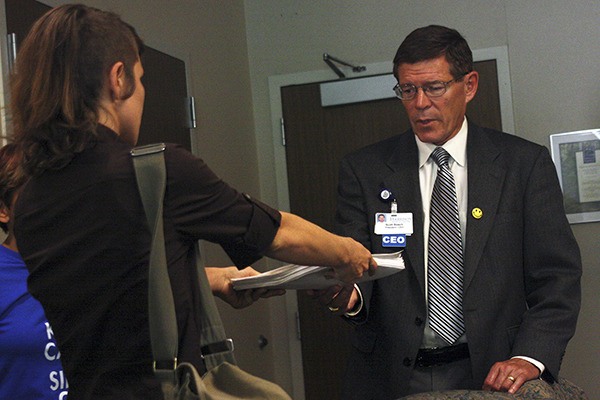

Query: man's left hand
[[306, 284, 357, 314], [483, 358, 541, 394]]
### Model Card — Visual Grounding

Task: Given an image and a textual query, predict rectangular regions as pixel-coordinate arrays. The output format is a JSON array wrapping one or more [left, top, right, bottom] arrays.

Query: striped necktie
[[428, 147, 465, 345]]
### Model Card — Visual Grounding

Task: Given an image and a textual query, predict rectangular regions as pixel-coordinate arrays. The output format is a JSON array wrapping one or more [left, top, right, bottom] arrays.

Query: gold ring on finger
[[507, 376, 515, 382]]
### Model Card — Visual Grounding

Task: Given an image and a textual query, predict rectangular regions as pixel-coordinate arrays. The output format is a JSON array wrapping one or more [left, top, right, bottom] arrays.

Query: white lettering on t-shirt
[[45, 322, 54, 340], [44, 342, 60, 361], [44, 321, 68, 397], [49, 370, 68, 391]]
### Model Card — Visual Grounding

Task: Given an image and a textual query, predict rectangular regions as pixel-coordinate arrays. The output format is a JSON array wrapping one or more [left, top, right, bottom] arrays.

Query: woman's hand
[[206, 266, 286, 309]]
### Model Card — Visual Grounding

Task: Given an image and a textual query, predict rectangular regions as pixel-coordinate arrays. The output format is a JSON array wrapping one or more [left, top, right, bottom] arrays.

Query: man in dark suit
[[321, 25, 582, 399]]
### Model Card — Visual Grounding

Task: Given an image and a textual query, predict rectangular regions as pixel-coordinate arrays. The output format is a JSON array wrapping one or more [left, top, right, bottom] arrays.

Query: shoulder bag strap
[[131, 143, 235, 379], [131, 143, 178, 382]]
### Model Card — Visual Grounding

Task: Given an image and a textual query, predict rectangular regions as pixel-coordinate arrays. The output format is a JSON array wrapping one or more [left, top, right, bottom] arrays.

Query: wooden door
[[5, 0, 191, 150], [282, 60, 501, 400]]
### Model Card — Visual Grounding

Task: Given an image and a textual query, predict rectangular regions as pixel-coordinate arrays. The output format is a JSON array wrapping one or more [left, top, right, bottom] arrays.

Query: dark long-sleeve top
[[14, 125, 281, 399]]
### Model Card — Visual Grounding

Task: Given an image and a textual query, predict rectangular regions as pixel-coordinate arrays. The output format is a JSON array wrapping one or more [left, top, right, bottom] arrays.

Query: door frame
[[268, 46, 514, 400]]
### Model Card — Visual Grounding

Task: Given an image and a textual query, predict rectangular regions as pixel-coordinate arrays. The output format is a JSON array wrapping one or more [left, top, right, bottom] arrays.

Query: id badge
[[374, 213, 413, 235]]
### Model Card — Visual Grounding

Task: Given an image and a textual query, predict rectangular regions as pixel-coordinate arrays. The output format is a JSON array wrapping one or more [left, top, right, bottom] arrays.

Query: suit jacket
[[335, 122, 582, 400]]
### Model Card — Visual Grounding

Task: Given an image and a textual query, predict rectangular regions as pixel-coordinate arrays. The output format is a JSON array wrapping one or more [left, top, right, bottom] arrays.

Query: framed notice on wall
[[550, 128, 600, 224]]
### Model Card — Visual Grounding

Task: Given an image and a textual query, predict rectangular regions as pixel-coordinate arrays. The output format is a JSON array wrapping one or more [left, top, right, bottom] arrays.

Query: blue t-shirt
[[0, 245, 68, 399]]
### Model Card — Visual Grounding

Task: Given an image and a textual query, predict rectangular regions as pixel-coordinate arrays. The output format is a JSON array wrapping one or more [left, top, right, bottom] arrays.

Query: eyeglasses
[[393, 73, 469, 101]]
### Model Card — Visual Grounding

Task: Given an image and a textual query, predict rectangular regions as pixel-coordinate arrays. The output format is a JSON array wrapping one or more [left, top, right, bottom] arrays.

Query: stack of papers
[[231, 251, 404, 290]]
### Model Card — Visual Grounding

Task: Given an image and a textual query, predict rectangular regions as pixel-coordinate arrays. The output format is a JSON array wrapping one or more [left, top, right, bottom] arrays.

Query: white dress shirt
[[416, 117, 468, 349]]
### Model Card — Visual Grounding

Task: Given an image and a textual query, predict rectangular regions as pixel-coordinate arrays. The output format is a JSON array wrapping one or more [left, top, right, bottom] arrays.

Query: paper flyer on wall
[[231, 251, 404, 291]]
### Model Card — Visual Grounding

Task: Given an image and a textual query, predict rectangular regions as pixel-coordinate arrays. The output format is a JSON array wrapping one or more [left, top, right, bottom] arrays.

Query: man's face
[[396, 56, 478, 145]]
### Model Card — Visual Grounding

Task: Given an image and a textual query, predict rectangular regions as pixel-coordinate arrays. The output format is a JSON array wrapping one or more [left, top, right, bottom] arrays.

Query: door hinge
[[187, 96, 197, 129], [280, 117, 286, 146]]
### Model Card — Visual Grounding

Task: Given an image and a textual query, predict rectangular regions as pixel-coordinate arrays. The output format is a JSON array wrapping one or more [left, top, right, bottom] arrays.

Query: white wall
[[244, 0, 600, 398]]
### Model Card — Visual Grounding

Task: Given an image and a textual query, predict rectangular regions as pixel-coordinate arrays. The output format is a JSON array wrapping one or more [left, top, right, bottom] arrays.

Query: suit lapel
[[464, 124, 507, 291], [381, 132, 426, 294]]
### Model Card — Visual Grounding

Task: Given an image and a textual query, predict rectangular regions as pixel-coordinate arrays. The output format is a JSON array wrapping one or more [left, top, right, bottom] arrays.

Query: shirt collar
[[416, 117, 468, 168]]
